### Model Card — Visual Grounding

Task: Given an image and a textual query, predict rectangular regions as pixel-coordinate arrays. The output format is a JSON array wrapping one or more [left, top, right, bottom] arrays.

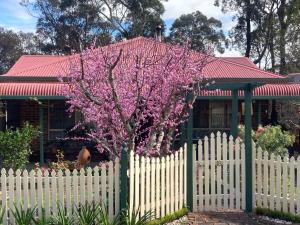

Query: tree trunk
[[245, 0, 252, 57], [277, 0, 288, 75]]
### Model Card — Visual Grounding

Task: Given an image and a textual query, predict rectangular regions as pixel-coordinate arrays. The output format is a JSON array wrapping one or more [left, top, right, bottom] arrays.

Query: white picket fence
[[129, 147, 187, 218], [0, 160, 120, 225], [193, 132, 300, 215], [254, 148, 300, 214]]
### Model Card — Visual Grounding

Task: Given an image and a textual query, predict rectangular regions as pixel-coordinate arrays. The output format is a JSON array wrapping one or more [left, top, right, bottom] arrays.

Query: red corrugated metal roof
[[3, 37, 285, 80], [0, 82, 299, 97]]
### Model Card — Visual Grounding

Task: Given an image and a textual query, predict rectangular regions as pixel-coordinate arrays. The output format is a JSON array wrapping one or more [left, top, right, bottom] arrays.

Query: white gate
[[193, 132, 246, 211]]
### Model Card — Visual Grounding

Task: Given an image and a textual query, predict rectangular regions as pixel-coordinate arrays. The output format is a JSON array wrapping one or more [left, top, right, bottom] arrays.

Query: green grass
[[146, 208, 189, 225], [256, 207, 300, 223]]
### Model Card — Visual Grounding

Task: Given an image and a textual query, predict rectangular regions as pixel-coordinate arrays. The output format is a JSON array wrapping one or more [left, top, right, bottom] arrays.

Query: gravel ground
[[165, 216, 188, 224]]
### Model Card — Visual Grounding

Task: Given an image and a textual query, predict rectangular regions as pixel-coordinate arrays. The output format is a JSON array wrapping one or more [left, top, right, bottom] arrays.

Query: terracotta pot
[[77, 146, 91, 168]]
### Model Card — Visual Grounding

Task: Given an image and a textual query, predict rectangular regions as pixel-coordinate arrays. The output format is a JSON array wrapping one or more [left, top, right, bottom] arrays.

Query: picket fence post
[[120, 144, 128, 212]]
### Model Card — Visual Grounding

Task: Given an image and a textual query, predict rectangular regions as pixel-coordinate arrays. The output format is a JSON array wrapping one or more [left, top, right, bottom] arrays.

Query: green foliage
[[75, 203, 101, 225], [11, 204, 36, 225], [0, 122, 39, 170], [50, 204, 75, 225], [120, 207, 154, 225], [97, 206, 120, 225], [146, 208, 189, 225], [0, 207, 4, 225], [256, 207, 300, 223], [255, 126, 295, 157], [34, 209, 50, 225], [238, 125, 295, 157], [168, 11, 227, 53]]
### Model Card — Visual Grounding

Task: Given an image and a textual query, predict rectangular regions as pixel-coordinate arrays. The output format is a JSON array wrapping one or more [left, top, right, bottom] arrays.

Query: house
[[1, 37, 300, 163]]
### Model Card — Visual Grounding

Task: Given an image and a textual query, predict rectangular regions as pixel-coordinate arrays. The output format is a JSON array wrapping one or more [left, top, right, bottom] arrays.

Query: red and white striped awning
[[197, 83, 300, 97], [0, 83, 65, 96], [0, 82, 299, 98]]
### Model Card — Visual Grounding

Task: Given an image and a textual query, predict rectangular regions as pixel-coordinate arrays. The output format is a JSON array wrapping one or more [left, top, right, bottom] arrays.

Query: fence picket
[[101, 164, 107, 209], [1, 169, 7, 225], [241, 143, 245, 210], [257, 148, 262, 207], [170, 154, 174, 212], [235, 138, 241, 210], [156, 157, 161, 217], [65, 169, 72, 215], [51, 170, 57, 214], [204, 136, 210, 211], [114, 158, 120, 217], [165, 156, 170, 214], [87, 168, 93, 204], [72, 170, 79, 208], [146, 157, 151, 213], [151, 157, 156, 212], [108, 162, 114, 220], [15, 169, 22, 210], [179, 148, 183, 209], [58, 170, 64, 207], [23, 170, 29, 211], [276, 155, 282, 211], [228, 136, 234, 209], [174, 151, 179, 211], [216, 132, 222, 210], [140, 156, 145, 216], [269, 153, 275, 210], [129, 151, 135, 215], [37, 169, 43, 216], [282, 156, 288, 212], [263, 151, 269, 208], [198, 139, 204, 212], [289, 157, 295, 214], [210, 133, 216, 210], [222, 133, 228, 209], [161, 157, 166, 216], [193, 145, 197, 211]]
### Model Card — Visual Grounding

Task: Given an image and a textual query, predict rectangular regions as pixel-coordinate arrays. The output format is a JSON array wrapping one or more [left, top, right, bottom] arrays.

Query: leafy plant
[[0, 122, 39, 170], [34, 209, 50, 225], [97, 205, 120, 225], [0, 207, 4, 225], [11, 204, 36, 225], [75, 202, 101, 225], [50, 204, 75, 225], [255, 125, 295, 157], [120, 207, 154, 225], [238, 125, 295, 157]]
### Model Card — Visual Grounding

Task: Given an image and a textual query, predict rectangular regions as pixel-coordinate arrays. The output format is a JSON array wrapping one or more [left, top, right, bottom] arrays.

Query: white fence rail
[[0, 160, 120, 225], [129, 147, 187, 218]]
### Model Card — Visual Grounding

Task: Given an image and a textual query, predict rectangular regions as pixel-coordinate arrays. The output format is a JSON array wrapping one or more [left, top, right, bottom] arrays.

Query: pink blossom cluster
[[62, 39, 210, 157]]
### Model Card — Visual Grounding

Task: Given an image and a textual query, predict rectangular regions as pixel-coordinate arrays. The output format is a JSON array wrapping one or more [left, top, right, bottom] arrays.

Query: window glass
[[49, 101, 74, 139], [193, 100, 209, 128]]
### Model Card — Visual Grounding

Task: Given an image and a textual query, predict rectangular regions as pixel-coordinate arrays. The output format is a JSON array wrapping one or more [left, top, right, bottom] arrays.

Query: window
[[48, 101, 75, 140]]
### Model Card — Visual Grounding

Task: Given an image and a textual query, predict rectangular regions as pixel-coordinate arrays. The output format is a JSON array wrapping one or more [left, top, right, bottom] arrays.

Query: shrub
[[238, 125, 295, 157], [0, 122, 39, 170], [255, 125, 295, 157], [11, 204, 36, 225]]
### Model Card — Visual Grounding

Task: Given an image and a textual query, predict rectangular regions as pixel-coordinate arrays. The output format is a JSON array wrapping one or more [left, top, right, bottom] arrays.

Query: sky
[[0, 0, 241, 56]]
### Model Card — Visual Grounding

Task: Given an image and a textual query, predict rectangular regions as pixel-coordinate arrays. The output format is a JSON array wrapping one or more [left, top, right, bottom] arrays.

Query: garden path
[[187, 212, 290, 225]]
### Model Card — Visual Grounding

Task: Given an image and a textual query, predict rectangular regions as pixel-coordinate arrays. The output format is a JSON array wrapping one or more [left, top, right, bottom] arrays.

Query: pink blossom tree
[[63, 38, 210, 157]]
